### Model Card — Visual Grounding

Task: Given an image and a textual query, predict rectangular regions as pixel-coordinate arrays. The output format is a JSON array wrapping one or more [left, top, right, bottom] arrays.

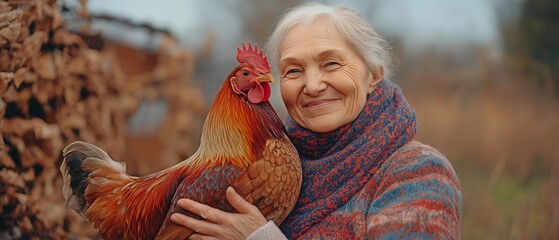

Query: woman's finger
[[170, 213, 220, 235], [177, 199, 223, 222], [226, 187, 259, 215], [188, 233, 218, 240]]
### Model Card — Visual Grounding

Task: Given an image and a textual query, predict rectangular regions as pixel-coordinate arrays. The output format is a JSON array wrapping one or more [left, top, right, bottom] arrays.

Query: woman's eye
[[286, 69, 300, 74], [284, 68, 302, 77], [324, 61, 340, 69]]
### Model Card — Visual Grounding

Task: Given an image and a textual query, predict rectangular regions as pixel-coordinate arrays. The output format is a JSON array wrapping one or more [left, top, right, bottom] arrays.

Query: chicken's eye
[[241, 71, 250, 77]]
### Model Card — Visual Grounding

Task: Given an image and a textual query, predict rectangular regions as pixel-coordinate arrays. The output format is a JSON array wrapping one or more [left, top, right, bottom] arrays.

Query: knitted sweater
[[248, 141, 461, 239], [248, 80, 461, 239]]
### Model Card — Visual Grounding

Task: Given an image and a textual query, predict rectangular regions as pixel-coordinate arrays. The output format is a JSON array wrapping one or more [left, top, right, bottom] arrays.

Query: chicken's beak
[[251, 73, 275, 84]]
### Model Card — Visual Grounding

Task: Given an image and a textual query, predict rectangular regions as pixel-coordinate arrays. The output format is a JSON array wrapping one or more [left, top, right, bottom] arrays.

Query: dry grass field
[[399, 52, 559, 239]]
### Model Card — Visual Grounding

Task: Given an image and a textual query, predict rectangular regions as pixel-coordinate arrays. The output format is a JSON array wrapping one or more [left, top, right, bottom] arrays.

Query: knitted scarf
[[279, 79, 417, 239]]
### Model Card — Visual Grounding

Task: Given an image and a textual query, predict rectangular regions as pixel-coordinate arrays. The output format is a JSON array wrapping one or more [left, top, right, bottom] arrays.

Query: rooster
[[60, 43, 302, 240]]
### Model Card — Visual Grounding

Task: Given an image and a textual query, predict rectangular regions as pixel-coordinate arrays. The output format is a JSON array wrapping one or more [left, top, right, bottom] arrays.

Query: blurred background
[[1, 0, 557, 239]]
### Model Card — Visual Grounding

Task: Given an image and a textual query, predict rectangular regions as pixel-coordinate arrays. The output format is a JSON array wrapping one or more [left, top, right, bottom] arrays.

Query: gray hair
[[266, 2, 393, 79]]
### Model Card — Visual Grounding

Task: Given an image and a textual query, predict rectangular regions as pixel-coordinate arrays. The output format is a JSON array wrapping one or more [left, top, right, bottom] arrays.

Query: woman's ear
[[368, 67, 384, 93]]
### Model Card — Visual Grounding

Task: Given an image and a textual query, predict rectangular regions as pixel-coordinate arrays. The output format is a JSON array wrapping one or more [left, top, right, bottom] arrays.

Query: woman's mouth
[[303, 99, 337, 108]]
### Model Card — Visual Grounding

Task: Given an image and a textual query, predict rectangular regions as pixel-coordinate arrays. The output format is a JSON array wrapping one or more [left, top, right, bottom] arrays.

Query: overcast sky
[[87, 0, 523, 54]]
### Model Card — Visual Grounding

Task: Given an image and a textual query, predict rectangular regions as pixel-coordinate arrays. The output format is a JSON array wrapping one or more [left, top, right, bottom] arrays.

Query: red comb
[[236, 42, 271, 73]]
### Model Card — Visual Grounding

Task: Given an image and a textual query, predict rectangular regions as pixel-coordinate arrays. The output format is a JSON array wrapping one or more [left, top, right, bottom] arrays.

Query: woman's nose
[[303, 70, 327, 96]]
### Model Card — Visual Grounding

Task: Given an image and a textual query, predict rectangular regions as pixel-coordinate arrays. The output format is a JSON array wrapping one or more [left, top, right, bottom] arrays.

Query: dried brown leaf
[[118, 95, 140, 114], [0, 169, 25, 188], [0, 9, 23, 24], [66, 56, 88, 75], [51, 5, 64, 30], [0, 71, 13, 93], [20, 168, 35, 182], [5, 135, 25, 153], [63, 84, 80, 103], [32, 0, 55, 25], [58, 114, 87, 130], [13, 67, 27, 88], [22, 145, 46, 168], [5, 118, 33, 136], [19, 31, 48, 60], [30, 180, 43, 199], [0, 184, 16, 200], [40, 168, 59, 196], [53, 30, 86, 47], [0, 96, 4, 116], [33, 121, 61, 140], [14, 193, 29, 206], [18, 216, 33, 232], [0, 22, 22, 46], [33, 53, 56, 80], [37, 202, 65, 229], [0, 49, 11, 71], [30, 78, 57, 104], [0, 2, 10, 13], [0, 149, 15, 168], [3, 118, 57, 140], [87, 75, 107, 95], [82, 49, 102, 73], [53, 50, 68, 78]]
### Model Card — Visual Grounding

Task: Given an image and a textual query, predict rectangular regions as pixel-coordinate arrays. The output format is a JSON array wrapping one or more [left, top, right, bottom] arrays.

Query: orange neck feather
[[187, 71, 285, 168]]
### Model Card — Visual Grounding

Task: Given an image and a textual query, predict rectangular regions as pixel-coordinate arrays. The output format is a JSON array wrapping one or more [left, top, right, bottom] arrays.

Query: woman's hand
[[171, 186, 268, 240]]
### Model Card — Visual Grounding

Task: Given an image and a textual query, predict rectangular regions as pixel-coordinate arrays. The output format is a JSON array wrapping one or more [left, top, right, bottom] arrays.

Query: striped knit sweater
[[248, 141, 461, 239], [248, 80, 461, 239]]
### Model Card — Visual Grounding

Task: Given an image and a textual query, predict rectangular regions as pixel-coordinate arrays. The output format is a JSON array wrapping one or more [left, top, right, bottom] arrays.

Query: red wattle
[[262, 82, 271, 101], [248, 84, 265, 103]]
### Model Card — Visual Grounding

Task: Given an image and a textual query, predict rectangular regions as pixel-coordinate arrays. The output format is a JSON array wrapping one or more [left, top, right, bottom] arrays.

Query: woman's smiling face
[[279, 22, 380, 133]]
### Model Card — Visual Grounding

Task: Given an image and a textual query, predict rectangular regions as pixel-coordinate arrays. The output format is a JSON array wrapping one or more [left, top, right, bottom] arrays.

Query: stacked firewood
[[0, 0, 205, 239]]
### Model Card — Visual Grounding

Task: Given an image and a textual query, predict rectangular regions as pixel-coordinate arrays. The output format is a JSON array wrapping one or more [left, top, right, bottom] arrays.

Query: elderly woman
[[171, 3, 461, 239]]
